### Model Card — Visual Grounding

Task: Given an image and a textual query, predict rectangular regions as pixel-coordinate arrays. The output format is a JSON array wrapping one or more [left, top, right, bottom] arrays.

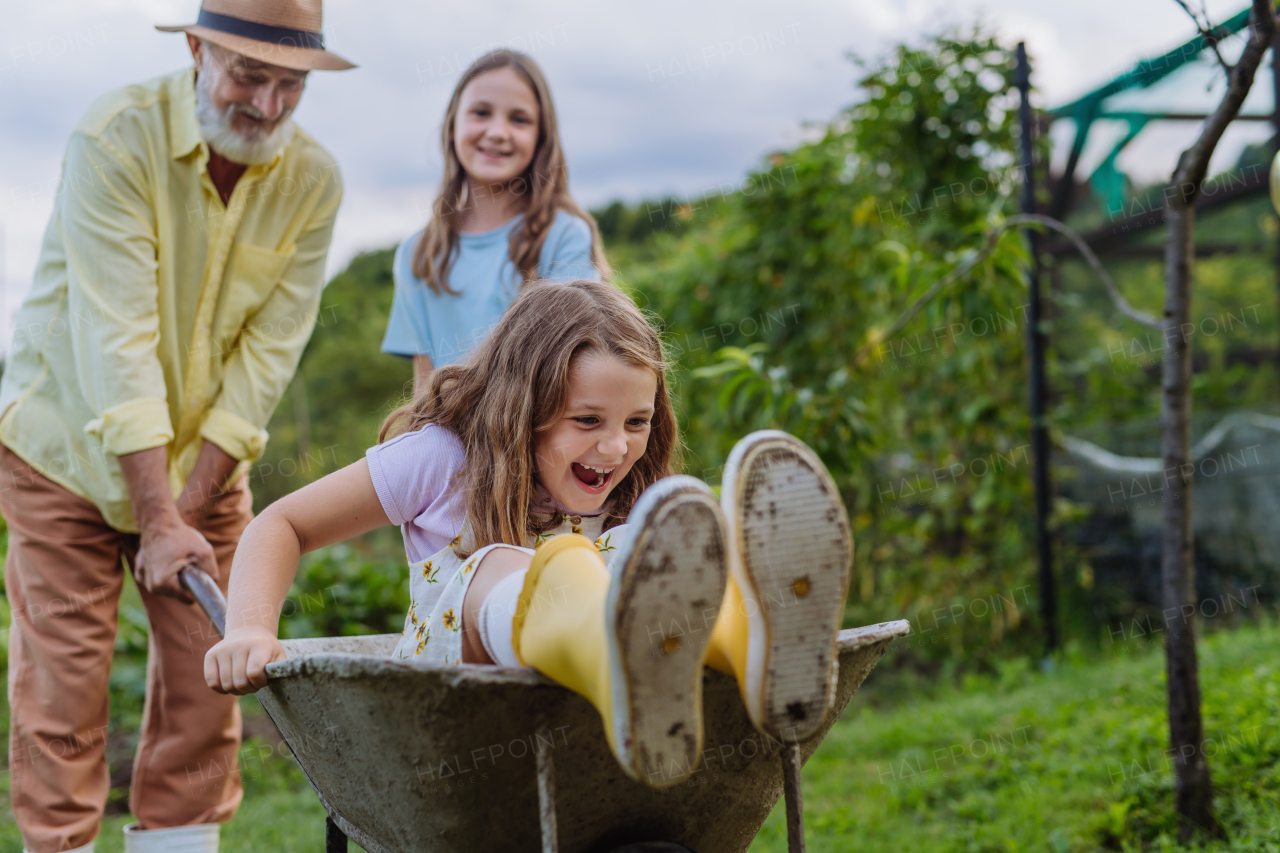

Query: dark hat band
[[196, 9, 325, 50]]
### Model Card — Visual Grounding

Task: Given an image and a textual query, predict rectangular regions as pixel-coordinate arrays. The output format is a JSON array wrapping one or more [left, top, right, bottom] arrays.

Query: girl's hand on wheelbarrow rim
[[205, 628, 287, 694]]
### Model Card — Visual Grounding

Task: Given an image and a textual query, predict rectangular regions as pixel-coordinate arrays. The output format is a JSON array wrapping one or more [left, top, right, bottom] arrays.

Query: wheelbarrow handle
[[179, 565, 228, 639]]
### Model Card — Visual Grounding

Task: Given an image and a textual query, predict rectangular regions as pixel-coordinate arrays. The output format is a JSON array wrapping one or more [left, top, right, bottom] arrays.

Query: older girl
[[383, 50, 608, 391]]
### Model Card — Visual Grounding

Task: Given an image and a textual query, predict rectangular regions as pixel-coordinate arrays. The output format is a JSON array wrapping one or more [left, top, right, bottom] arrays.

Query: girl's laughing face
[[534, 351, 657, 514]]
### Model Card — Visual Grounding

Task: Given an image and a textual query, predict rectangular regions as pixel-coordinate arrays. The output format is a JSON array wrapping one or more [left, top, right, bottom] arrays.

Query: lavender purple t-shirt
[[365, 424, 468, 563]]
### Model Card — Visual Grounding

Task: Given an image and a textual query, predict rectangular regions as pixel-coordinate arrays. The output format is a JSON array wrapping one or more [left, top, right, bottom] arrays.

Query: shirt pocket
[[216, 242, 297, 344]]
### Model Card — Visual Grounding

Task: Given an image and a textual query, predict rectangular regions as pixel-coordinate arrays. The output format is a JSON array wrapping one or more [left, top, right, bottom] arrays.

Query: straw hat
[[157, 0, 354, 71]]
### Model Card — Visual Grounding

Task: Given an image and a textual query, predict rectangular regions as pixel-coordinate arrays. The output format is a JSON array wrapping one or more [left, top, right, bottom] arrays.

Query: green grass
[[0, 715, 328, 853], [751, 622, 1280, 852], [0, 786, 328, 852], [1, 619, 1277, 851]]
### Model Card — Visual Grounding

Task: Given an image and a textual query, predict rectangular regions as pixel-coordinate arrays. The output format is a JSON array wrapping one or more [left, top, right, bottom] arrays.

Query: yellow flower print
[[415, 627, 431, 655], [415, 621, 427, 640], [572, 525, 583, 535], [409, 603, 418, 626], [450, 534, 462, 547], [442, 609, 459, 632], [535, 531, 555, 545], [595, 533, 615, 554], [422, 560, 440, 583]]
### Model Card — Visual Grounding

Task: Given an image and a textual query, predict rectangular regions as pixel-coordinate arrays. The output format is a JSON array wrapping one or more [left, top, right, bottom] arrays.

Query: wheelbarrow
[[181, 568, 909, 853]]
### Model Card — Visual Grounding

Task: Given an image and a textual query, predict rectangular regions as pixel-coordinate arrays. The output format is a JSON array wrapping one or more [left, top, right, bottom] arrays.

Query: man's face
[[188, 35, 307, 147]]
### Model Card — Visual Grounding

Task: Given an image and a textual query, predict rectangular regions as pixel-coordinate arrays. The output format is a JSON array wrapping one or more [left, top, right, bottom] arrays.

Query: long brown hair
[[380, 279, 679, 554], [412, 50, 609, 294]]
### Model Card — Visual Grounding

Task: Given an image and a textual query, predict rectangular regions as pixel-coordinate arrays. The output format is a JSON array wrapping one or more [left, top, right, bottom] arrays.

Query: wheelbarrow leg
[[325, 815, 348, 852], [536, 722, 559, 853], [781, 742, 805, 853]]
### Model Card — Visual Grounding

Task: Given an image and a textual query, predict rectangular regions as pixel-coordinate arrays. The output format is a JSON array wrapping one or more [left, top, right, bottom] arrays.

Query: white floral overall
[[391, 513, 630, 664]]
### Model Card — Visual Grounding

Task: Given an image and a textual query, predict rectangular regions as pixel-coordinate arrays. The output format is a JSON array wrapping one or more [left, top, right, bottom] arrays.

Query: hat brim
[[156, 24, 355, 71]]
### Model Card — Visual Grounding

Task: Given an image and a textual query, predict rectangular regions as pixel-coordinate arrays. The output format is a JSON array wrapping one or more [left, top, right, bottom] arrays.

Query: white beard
[[195, 71, 295, 166]]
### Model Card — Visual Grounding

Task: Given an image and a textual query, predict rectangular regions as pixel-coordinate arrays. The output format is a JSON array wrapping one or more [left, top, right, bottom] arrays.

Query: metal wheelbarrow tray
[[258, 621, 909, 853], [181, 564, 908, 852]]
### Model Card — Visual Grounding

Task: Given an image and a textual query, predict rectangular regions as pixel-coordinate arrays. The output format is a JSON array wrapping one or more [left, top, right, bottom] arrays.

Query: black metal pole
[[1016, 42, 1057, 657], [781, 742, 807, 852], [325, 816, 348, 852], [1271, 35, 1280, 388]]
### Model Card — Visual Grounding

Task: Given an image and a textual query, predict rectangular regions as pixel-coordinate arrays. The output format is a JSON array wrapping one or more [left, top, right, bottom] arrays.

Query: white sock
[[478, 569, 528, 667], [123, 822, 219, 853]]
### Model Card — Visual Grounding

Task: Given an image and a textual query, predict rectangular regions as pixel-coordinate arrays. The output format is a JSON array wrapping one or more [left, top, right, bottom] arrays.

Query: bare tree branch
[[1158, 0, 1276, 839], [1171, 0, 1275, 196], [1172, 0, 1232, 75]]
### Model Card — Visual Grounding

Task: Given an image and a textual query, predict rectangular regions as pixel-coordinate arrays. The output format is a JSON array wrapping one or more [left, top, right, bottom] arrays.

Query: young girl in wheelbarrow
[[206, 280, 853, 789]]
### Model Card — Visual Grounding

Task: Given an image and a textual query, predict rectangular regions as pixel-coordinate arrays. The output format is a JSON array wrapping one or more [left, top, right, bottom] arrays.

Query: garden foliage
[[626, 31, 1045, 671]]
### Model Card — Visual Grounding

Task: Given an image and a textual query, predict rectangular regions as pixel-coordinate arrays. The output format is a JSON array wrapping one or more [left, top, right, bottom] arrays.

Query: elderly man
[[0, 2, 352, 851]]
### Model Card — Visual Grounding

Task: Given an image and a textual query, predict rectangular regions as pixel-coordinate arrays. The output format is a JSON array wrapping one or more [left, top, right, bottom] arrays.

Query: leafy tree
[[627, 30, 1044, 669]]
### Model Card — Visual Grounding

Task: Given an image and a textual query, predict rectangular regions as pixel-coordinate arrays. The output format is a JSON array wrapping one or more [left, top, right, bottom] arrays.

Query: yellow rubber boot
[[704, 576, 749, 692], [513, 476, 728, 788], [512, 535, 615, 736]]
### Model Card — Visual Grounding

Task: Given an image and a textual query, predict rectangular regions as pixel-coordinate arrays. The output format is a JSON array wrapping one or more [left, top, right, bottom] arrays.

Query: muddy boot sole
[[608, 476, 728, 788], [723, 431, 853, 742]]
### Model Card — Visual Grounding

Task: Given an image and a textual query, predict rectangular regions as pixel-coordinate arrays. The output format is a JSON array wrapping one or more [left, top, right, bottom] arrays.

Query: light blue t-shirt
[[381, 210, 601, 366]]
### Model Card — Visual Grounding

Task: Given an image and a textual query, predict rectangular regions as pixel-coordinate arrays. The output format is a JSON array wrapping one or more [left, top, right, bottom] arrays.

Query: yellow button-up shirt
[[0, 67, 342, 532]]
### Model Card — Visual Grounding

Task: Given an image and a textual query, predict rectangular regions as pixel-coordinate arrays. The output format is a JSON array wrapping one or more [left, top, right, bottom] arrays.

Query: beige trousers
[[0, 444, 249, 853]]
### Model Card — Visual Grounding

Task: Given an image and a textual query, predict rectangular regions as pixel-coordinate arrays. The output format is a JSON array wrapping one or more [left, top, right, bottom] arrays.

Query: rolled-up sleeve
[[201, 175, 342, 461], [62, 133, 175, 457]]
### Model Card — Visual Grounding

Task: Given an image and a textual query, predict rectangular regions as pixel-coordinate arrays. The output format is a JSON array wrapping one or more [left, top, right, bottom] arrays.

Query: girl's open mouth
[[571, 462, 615, 492]]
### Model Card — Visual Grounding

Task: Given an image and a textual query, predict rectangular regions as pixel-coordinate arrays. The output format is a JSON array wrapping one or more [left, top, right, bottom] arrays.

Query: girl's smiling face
[[453, 67, 540, 193], [535, 351, 658, 515]]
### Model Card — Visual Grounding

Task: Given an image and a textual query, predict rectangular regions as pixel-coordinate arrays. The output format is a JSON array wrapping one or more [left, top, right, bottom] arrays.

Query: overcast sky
[[0, 0, 1272, 350]]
